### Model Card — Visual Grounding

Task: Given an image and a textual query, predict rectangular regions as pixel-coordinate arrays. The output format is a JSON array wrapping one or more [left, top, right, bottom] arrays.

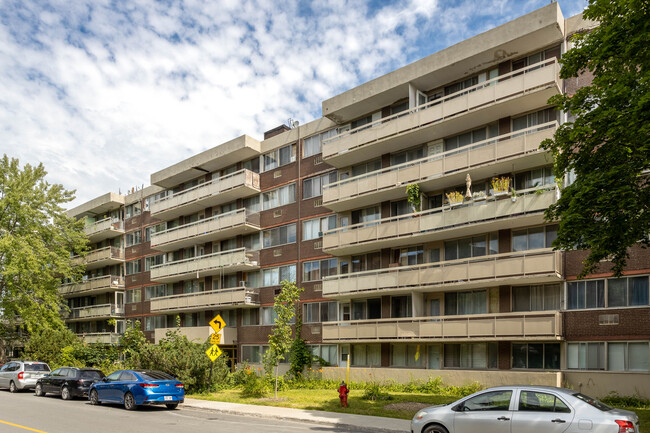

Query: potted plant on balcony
[[491, 176, 511, 197], [445, 191, 464, 207], [406, 183, 421, 212], [472, 191, 487, 201]]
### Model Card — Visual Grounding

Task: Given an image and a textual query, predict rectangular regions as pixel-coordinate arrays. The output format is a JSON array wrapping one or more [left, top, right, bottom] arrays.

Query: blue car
[[88, 370, 184, 410]]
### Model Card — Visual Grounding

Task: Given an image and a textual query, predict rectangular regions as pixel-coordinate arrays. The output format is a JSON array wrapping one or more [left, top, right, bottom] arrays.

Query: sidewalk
[[183, 398, 411, 433]]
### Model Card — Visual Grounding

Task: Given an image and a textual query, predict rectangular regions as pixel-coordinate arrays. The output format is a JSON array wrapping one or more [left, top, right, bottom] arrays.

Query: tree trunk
[[275, 364, 279, 398]]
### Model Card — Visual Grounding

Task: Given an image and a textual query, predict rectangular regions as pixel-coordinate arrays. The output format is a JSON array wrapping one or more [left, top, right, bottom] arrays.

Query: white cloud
[[0, 0, 587, 207]]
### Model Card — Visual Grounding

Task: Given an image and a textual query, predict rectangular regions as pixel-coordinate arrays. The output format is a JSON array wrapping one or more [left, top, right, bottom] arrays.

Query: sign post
[[205, 314, 226, 362], [346, 354, 350, 386]]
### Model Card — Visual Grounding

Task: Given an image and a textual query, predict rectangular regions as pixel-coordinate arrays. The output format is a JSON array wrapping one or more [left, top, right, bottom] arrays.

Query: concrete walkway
[[183, 398, 411, 433]]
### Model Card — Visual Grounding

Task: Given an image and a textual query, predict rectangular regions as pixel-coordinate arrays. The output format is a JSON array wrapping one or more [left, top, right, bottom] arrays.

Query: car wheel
[[165, 403, 178, 410], [423, 425, 449, 433], [61, 386, 71, 400], [9, 381, 17, 393], [89, 389, 100, 405], [35, 383, 44, 397], [123, 392, 136, 411]]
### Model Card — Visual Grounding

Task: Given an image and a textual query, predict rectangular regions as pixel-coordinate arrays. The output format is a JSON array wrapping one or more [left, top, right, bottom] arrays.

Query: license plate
[[164, 396, 172, 401]]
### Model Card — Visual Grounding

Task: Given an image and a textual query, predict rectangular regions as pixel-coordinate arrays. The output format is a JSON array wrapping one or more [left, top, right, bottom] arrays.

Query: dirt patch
[[383, 402, 430, 412]]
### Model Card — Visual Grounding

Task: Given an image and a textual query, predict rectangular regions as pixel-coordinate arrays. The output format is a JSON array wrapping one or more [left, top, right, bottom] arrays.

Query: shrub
[[240, 369, 268, 398], [362, 382, 393, 401], [602, 392, 650, 408]]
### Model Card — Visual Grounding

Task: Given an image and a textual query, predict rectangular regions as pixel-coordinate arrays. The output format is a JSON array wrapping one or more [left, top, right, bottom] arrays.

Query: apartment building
[[64, 3, 650, 397]]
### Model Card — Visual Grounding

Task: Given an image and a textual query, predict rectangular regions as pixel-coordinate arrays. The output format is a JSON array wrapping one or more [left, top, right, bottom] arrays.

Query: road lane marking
[[0, 420, 48, 433]]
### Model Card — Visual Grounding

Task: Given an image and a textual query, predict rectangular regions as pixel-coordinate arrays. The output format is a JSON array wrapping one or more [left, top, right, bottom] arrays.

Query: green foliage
[[0, 155, 88, 338], [602, 392, 650, 409], [23, 327, 79, 366], [406, 184, 421, 211], [541, 0, 650, 276], [240, 367, 269, 398], [362, 382, 393, 401], [289, 310, 312, 379], [119, 320, 147, 366]]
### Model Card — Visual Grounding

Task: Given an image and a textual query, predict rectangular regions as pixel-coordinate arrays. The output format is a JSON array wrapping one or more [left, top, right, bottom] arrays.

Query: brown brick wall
[[565, 246, 650, 279], [499, 286, 511, 313], [260, 163, 298, 190], [564, 308, 650, 340]]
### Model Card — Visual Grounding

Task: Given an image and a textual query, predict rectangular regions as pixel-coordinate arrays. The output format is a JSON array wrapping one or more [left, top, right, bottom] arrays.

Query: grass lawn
[[189, 389, 650, 432]]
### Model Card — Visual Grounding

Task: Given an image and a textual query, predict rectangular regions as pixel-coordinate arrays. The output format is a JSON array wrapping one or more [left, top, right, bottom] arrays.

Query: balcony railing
[[150, 287, 260, 313], [60, 275, 124, 297], [151, 209, 261, 251], [323, 249, 562, 297], [72, 246, 125, 270], [322, 59, 561, 165], [78, 332, 121, 344], [150, 169, 260, 220], [323, 186, 556, 255], [153, 326, 237, 345], [84, 218, 124, 242], [150, 248, 260, 283], [323, 122, 557, 211], [322, 311, 562, 342], [68, 304, 125, 320]]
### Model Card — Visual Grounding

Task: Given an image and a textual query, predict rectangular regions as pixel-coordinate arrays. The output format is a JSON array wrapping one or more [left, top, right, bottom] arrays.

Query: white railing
[[150, 248, 259, 281], [60, 275, 124, 296], [322, 59, 560, 158], [78, 332, 121, 344], [150, 287, 260, 312], [84, 218, 123, 237], [73, 246, 124, 265], [68, 303, 125, 319]]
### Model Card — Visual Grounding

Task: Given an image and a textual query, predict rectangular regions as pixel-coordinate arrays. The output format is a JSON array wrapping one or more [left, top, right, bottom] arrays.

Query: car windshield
[[80, 371, 103, 379], [139, 371, 174, 381], [25, 364, 50, 372], [573, 393, 612, 411]]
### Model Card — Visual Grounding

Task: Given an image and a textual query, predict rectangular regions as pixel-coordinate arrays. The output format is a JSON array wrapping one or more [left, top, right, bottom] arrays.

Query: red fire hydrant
[[338, 381, 350, 408]]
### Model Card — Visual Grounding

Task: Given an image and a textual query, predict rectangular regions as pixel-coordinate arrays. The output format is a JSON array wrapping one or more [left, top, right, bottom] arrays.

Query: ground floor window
[[444, 343, 498, 369], [351, 344, 381, 366], [390, 344, 425, 368], [309, 345, 338, 366], [566, 341, 649, 371], [241, 345, 266, 363], [512, 343, 560, 369]]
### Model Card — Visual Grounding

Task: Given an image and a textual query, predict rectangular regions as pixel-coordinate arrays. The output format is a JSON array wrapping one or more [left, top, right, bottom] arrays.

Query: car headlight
[[414, 410, 428, 420]]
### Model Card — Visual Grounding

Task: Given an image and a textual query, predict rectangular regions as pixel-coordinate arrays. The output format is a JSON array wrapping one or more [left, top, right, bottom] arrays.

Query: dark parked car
[[35, 367, 104, 400], [89, 370, 184, 410]]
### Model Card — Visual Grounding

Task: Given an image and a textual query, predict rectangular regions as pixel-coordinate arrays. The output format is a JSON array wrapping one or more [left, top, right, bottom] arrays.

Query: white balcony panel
[[151, 209, 260, 252], [67, 304, 125, 321], [77, 332, 121, 344], [323, 124, 556, 212], [150, 248, 259, 284], [323, 250, 562, 298], [324, 188, 556, 256], [150, 169, 260, 220], [322, 311, 562, 342], [150, 287, 260, 313], [72, 246, 125, 271], [84, 218, 124, 243], [153, 326, 237, 345], [60, 275, 124, 297], [322, 60, 561, 168]]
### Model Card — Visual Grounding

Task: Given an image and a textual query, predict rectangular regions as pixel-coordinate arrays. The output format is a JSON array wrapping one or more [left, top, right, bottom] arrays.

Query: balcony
[[150, 287, 260, 313], [324, 187, 556, 256], [150, 169, 260, 220], [77, 332, 121, 344], [323, 123, 557, 212], [323, 249, 562, 298], [150, 248, 260, 284], [322, 60, 561, 168], [84, 218, 124, 243], [322, 311, 562, 343], [73, 246, 125, 271], [60, 275, 124, 297], [67, 304, 125, 321], [154, 326, 237, 345], [151, 209, 260, 252]]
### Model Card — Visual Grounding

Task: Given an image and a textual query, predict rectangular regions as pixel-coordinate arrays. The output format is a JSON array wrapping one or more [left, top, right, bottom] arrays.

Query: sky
[[0, 0, 587, 209]]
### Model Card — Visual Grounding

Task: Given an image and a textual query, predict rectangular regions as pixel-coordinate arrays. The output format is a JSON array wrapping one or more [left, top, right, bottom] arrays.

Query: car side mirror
[[102, 377, 109, 382], [452, 403, 464, 412]]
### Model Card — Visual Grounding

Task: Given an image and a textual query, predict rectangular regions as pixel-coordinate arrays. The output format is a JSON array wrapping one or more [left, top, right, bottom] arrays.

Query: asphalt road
[[0, 389, 365, 433]]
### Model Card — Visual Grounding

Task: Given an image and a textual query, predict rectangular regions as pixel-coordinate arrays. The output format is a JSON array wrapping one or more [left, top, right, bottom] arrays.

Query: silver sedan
[[411, 385, 639, 433]]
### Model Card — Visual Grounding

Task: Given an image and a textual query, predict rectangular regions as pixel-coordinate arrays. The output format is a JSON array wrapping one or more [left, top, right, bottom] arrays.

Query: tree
[[263, 280, 303, 397], [288, 308, 312, 379], [541, 0, 650, 277], [0, 155, 88, 341]]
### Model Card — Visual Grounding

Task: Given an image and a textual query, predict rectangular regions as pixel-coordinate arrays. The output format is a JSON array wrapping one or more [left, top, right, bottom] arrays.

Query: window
[[241, 345, 265, 362], [391, 296, 412, 318], [144, 254, 165, 271], [243, 233, 261, 250], [444, 234, 498, 260], [391, 344, 424, 368], [263, 144, 296, 171], [348, 298, 381, 320], [145, 315, 167, 331], [261, 306, 288, 325], [391, 146, 424, 166], [144, 284, 171, 299], [511, 45, 560, 71], [350, 252, 381, 273], [262, 223, 296, 248], [567, 342, 605, 370], [351, 344, 381, 366], [567, 276, 649, 309], [351, 159, 381, 177], [262, 184, 296, 209], [518, 391, 570, 413], [351, 206, 380, 226], [512, 343, 560, 369], [608, 342, 649, 371], [303, 171, 338, 199], [309, 345, 337, 365], [242, 309, 259, 326], [513, 108, 558, 132], [303, 259, 337, 282], [262, 264, 296, 286], [444, 343, 498, 369], [304, 301, 338, 323], [390, 199, 411, 217], [445, 290, 487, 315], [243, 157, 260, 173], [512, 284, 561, 311], [126, 231, 142, 247], [514, 167, 555, 190], [126, 259, 141, 275], [244, 195, 261, 213], [183, 280, 204, 294], [445, 124, 498, 152], [303, 215, 337, 240], [512, 225, 557, 252], [393, 246, 424, 266], [303, 129, 337, 158], [125, 202, 141, 219], [125, 288, 141, 303]]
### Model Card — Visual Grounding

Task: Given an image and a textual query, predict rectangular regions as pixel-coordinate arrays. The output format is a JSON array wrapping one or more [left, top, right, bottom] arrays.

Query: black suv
[[35, 367, 105, 400]]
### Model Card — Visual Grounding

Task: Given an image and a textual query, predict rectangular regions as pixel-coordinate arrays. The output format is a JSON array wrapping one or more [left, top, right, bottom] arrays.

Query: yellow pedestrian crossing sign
[[210, 333, 221, 345], [206, 344, 222, 362], [209, 314, 226, 333]]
